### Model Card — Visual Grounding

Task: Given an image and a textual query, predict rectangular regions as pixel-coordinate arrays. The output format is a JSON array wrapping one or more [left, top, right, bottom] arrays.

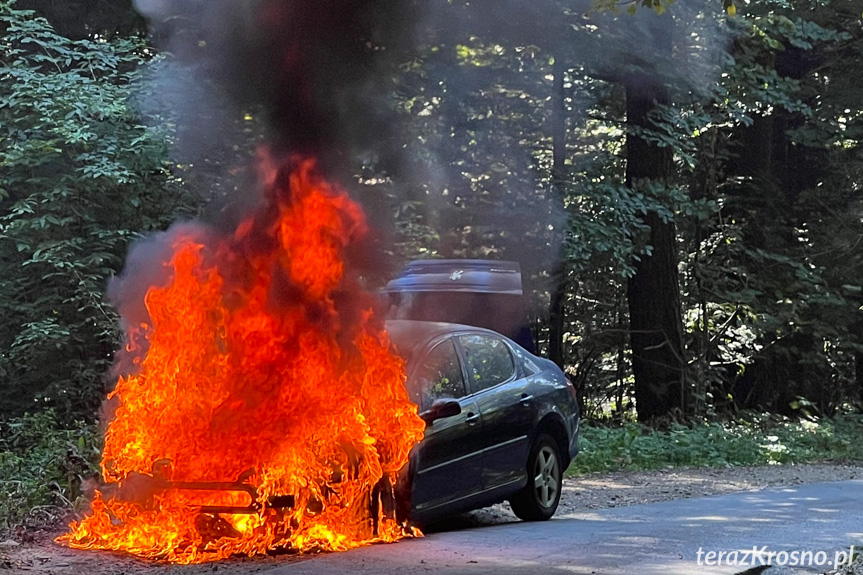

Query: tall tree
[[624, 11, 686, 420]]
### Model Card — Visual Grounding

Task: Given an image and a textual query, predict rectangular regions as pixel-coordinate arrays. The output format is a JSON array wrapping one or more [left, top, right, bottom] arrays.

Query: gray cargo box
[[385, 259, 534, 351]]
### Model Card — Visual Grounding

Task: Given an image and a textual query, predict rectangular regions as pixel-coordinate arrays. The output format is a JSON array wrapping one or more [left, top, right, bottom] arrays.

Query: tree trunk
[[548, 56, 568, 369], [857, 350, 863, 405], [624, 13, 685, 421], [626, 209, 685, 420]]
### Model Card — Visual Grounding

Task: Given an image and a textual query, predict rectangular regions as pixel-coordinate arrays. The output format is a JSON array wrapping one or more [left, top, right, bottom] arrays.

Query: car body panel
[[465, 363, 536, 491], [527, 364, 581, 466], [411, 395, 484, 513]]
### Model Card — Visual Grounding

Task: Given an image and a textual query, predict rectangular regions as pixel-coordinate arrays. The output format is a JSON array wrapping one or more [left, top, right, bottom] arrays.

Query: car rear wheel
[[509, 433, 562, 521]]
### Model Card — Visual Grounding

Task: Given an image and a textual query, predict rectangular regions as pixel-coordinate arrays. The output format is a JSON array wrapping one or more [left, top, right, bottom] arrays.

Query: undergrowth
[[568, 413, 863, 475], [0, 411, 100, 534]]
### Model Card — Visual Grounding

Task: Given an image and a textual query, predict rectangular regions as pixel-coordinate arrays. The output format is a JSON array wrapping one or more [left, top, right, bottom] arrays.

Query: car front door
[[458, 333, 536, 491], [410, 337, 484, 514]]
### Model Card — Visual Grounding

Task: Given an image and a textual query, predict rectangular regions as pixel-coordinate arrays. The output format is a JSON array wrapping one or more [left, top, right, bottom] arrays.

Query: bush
[[0, 410, 100, 533], [569, 413, 863, 475]]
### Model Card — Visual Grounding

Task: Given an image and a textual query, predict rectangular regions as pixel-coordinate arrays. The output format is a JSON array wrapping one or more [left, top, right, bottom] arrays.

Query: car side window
[[414, 339, 466, 411], [458, 334, 516, 392]]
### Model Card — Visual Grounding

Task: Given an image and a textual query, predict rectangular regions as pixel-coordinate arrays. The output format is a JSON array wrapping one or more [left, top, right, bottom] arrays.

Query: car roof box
[[385, 259, 523, 295]]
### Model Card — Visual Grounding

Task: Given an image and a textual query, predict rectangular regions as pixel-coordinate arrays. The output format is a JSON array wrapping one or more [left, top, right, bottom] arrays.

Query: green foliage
[[0, 410, 100, 533], [0, 2, 197, 419], [569, 413, 863, 474], [677, 0, 863, 415]]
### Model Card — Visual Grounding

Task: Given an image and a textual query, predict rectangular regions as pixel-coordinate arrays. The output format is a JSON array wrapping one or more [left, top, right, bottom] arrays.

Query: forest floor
[[1, 462, 861, 575]]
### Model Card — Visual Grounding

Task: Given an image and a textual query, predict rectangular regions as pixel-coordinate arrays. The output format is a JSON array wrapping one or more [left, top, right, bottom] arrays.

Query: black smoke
[[134, 0, 416, 168]]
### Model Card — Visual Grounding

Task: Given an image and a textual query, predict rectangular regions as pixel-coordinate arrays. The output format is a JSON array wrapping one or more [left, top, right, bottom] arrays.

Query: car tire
[[509, 433, 562, 521]]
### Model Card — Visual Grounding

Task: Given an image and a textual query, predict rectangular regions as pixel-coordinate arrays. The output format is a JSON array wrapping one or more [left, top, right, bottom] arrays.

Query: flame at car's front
[[57, 154, 426, 563]]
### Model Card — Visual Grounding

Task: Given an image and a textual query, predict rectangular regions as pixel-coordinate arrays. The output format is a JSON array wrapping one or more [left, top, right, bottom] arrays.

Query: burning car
[[387, 319, 579, 524], [59, 159, 575, 562]]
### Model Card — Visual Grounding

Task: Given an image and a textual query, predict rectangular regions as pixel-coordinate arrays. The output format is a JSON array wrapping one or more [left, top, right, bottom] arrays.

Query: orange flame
[[58, 155, 425, 563]]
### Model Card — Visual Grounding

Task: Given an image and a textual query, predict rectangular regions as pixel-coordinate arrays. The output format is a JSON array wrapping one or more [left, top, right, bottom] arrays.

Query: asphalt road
[[271, 479, 863, 575]]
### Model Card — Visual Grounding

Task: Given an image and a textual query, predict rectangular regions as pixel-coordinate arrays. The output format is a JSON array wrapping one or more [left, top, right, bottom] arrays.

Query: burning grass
[[57, 154, 425, 563]]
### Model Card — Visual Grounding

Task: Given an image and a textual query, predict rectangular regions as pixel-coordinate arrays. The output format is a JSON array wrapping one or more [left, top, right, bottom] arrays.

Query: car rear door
[[457, 333, 536, 491], [410, 337, 484, 514]]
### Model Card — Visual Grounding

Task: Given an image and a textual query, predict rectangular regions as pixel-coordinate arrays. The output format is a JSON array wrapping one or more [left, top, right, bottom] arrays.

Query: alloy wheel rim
[[533, 445, 559, 508]]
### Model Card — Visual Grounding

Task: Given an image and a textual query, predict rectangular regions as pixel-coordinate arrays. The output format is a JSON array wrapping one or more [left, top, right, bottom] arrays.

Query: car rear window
[[458, 334, 515, 392]]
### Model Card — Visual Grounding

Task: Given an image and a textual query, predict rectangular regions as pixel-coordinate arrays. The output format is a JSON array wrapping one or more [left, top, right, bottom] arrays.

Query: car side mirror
[[420, 398, 461, 425]]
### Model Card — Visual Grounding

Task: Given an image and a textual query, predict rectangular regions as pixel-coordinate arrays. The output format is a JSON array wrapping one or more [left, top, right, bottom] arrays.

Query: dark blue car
[[387, 320, 580, 525]]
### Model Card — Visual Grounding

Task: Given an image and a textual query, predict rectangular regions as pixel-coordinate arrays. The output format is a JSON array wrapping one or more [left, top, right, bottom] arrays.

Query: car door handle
[[465, 412, 480, 425], [520, 394, 534, 406]]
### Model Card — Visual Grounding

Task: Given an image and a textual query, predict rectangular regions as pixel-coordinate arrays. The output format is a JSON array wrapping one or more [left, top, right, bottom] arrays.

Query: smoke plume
[[133, 0, 416, 167]]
